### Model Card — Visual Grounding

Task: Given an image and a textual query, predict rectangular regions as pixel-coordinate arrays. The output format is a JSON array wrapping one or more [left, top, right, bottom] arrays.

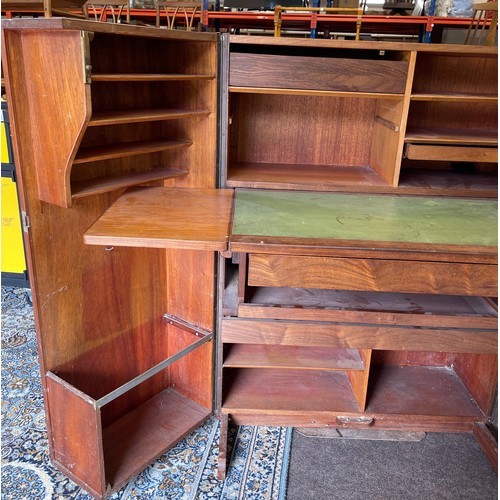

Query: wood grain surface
[[230, 53, 408, 93], [248, 254, 497, 296], [221, 318, 497, 354], [84, 187, 233, 250]]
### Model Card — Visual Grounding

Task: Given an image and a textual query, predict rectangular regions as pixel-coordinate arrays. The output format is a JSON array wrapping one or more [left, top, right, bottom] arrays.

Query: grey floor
[[287, 430, 498, 500]]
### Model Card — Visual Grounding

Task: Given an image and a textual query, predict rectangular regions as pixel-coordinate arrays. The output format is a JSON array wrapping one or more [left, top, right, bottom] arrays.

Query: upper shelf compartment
[[411, 52, 498, 99], [16, 21, 218, 208], [226, 44, 412, 192]]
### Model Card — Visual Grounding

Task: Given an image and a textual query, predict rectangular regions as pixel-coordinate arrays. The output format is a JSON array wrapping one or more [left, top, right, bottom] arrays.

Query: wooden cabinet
[[2, 20, 498, 498], [218, 36, 498, 477], [2, 20, 220, 498]]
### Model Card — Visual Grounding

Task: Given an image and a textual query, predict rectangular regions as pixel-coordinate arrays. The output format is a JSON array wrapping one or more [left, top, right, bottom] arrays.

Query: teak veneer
[[2, 19, 497, 498]]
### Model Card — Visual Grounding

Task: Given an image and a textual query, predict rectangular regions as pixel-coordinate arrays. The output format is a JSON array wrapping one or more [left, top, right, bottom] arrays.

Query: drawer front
[[221, 318, 498, 354], [405, 143, 498, 163], [248, 254, 498, 296], [229, 53, 408, 94]]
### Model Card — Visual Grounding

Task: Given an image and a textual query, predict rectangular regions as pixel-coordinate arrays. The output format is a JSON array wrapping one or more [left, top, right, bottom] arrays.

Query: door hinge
[[81, 31, 92, 84], [21, 211, 30, 233]]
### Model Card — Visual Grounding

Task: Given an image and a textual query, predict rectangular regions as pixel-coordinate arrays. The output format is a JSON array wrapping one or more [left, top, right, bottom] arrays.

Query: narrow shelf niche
[[224, 344, 367, 371]]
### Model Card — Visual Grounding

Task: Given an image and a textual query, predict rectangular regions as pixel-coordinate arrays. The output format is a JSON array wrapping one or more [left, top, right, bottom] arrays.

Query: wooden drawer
[[247, 254, 498, 296], [229, 53, 408, 94], [405, 144, 498, 163]]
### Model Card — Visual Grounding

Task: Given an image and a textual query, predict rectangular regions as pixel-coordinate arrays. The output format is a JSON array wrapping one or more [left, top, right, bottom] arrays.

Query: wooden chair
[[43, 0, 88, 17], [154, 0, 203, 30], [273, 6, 363, 39], [465, 1, 498, 45], [85, 0, 130, 23]]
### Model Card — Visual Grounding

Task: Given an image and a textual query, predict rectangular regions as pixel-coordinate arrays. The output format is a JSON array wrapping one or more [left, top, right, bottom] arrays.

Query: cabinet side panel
[[166, 249, 215, 409], [347, 349, 372, 411], [453, 353, 498, 415], [46, 374, 105, 496], [370, 99, 406, 186]]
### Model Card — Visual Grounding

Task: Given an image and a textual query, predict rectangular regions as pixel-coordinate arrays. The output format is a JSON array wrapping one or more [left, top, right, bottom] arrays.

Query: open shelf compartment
[[45, 324, 212, 498], [221, 363, 487, 425], [224, 344, 367, 371], [222, 368, 363, 413], [226, 91, 405, 190]]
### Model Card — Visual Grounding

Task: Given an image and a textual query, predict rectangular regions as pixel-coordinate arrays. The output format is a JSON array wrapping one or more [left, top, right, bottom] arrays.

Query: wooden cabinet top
[[228, 33, 498, 55]]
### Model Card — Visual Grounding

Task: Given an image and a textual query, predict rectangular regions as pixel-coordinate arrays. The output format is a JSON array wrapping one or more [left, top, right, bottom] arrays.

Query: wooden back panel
[[230, 93, 376, 168], [412, 53, 498, 95]]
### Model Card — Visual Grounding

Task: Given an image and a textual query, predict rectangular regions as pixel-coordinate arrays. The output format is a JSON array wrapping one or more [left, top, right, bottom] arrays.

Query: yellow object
[[1, 117, 11, 163], [1, 176, 27, 274]]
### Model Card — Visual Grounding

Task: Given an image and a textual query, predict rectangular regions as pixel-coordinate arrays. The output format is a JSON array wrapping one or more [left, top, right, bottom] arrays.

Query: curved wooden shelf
[[71, 166, 188, 199], [74, 139, 192, 164], [88, 108, 211, 127], [92, 73, 215, 82]]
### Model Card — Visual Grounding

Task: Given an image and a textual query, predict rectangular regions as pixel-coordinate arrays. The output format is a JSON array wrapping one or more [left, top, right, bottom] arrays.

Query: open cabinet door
[[41, 187, 233, 498], [59, 186, 233, 497]]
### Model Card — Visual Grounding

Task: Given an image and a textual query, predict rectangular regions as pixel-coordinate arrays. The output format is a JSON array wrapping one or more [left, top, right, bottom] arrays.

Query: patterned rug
[[1, 286, 292, 499]]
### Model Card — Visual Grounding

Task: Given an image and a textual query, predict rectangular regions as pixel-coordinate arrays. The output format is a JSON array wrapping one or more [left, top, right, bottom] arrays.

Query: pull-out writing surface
[[84, 187, 234, 251], [230, 189, 498, 257]]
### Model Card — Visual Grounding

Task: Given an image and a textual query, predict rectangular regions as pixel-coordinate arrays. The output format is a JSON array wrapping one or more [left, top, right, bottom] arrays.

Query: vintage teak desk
[[2, 19, 498, 498]]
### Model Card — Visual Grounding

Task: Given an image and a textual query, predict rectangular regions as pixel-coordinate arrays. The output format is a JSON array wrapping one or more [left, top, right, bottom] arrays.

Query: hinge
[[163, 313, 212, 339], [21, 211, 30, 233], [81, 31, 92, 84]]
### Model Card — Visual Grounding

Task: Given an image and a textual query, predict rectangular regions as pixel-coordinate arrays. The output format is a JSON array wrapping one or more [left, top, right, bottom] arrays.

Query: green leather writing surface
[[232, 190, 498, 246]]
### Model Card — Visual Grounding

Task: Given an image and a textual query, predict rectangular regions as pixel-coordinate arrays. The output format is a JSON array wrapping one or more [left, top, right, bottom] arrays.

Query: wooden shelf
[[224, 344, 366, 371], [398, 168, 497, 198], [222, 368, 361, 413], [92, 73, 215, 82], [240, 288, 498, 329], [84, 187, 234, 251], [411, 92, 497, 103], [405, 128, 498, 146], [103, 389, 210, 491], [72, 167, 188, 199], [222, 365, 485, 419], [229, 86, 403, 100], [74, 139, 192, 164], [367, 365, 484, 418], [226, 162, 391, 192], [88, 108, 211, 127]]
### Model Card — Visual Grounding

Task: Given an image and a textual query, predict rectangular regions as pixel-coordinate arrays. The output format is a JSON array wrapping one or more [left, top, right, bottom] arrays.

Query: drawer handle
[[336, 416, 374, 426]]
